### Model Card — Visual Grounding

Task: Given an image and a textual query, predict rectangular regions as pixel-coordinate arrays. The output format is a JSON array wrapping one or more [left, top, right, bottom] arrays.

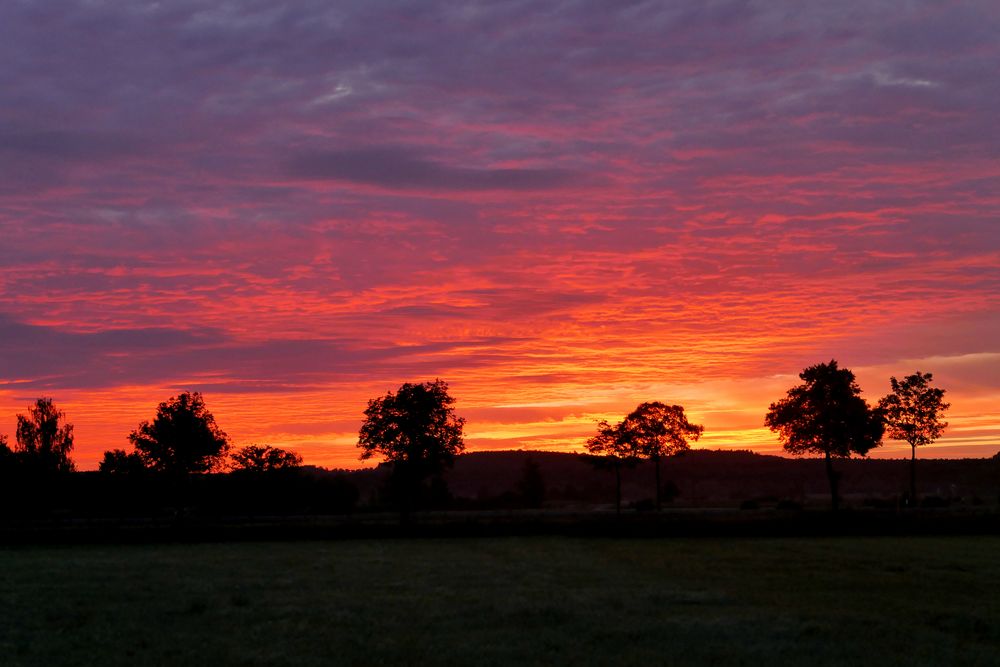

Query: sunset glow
[[2, 2, 998, 468]]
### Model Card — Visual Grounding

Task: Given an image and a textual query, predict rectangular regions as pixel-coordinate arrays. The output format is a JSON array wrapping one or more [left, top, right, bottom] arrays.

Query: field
[[2, 537, 999, 666]]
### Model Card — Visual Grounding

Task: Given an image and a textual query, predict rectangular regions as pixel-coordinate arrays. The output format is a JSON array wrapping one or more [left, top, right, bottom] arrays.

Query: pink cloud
[[1, 1, 998, 467]]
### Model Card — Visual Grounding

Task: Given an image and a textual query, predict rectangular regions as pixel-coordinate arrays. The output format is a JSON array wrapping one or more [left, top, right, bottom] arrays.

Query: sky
[[1, 0, 998, 469]]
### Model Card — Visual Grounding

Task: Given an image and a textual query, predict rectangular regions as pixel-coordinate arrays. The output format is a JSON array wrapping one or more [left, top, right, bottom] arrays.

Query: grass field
[[2, 537, 999, 666]]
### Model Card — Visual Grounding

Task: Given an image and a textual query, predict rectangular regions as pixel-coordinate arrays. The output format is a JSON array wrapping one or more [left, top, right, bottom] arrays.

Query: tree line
[[355, 363, 949, 514], [0, 392, 303, 478], [0, 361, 949, 514], [583, 361, 949, 511]]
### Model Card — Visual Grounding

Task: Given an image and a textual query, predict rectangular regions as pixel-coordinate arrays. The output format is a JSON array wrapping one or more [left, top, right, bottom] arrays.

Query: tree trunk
[[910, 443, 917, 507], [615, 463, 622, 517], [654, 453, 661, 512], [825, 451, 840, 511]]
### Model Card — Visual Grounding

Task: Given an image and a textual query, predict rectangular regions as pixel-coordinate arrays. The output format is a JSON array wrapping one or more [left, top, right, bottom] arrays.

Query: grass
[[2, 536, 999, 666]]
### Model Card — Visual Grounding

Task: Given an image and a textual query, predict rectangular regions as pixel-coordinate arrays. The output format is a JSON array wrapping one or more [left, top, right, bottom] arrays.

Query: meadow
[[2, 536, 999, 666]]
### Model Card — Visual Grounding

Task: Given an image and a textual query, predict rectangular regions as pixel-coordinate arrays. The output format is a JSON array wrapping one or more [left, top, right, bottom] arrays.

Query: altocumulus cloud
[[286, 147, 588, 192]]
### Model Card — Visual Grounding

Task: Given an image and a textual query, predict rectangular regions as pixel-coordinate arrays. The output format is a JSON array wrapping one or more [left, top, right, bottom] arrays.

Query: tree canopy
[[623, 402, 703, 461], [585, 420, 638, 464], [231, 444, 303, 473], [621, 402, 703, 510], [98, 448, 148, 475], [14, 398, 75, 473], [358, 379, 465, 512], [127, 391, 229, 474], [878, 371, 949, 502], [765, 360, 883, 509], [584, 419, 641, 515], [878, 372, 949, 450]]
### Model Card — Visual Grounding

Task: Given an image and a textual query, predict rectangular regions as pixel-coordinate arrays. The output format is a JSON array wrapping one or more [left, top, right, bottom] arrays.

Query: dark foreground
[[2, 537, 999, 666]]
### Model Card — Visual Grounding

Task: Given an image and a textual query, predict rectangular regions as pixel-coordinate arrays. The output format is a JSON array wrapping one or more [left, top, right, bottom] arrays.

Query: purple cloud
[[0, 1, 998, 465]]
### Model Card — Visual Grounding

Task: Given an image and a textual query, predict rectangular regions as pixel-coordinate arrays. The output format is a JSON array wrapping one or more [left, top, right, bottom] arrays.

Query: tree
[[357, 379, 465, 516], [622, 402, 703, 511], [231, 444, 303, 473], [15, 398, 75, 473], [878, 371, 949, 504], [0, 434, 13, 471], [584, 419, 640, 515], [98, 449, 148, 475], [765, 360, 883, 510], [127, 391, 229, 474]]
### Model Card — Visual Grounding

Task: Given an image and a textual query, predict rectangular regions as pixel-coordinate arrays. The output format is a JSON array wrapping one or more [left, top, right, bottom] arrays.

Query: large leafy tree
[[878, 371, 949, 504], [358, 379, 465, 514], [766, 360, 883, 510], [15, 398, 75, 473], [622, 402, 703, 511], [231, 444, 303, 473], [127, 391, 229, 474], [584, 419, 640, 515]]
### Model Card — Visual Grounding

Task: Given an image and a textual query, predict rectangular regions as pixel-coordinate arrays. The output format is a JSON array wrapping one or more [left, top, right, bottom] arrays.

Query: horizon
[[289, 446, 1000, 476], [2, 2, 999, 469]]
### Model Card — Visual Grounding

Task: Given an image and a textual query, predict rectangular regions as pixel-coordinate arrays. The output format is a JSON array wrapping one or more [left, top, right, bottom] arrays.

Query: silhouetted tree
[[99, 448, 148, 475], [622, 402, 703, 511], [517, 456, 546, 509], [231, 444, 303, 472], [766, 360, 883, 510], [358, 379, 465, 518], [0, 434, 13, 470], [127, 391, 229, 475], [878, 371, 949, 504], [15, 398, 75, 473], [584, 419, 639, 515]]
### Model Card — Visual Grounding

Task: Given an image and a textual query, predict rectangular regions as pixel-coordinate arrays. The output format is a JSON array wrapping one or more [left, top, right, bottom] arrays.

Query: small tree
[[766, 360, 883, 510], [99, 449, 148, 475], [878, 371, 949, 504], [0, 434, 13, 470], [622, 402, 703, 511], [127, 391, 229, 475], [231, 444, 303, 473], [15, 398, 75, 473], [358, 379, 465, 517], [584, 419, 639, 515]]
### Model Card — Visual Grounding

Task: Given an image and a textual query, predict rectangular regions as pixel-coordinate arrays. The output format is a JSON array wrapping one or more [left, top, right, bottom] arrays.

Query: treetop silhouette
[[99, 448, 148, 475], [126, 391, 230, 475], [231, 444, 303, 472], [878, 371, 949, 503], [623, 402, 703, 511], [766, 360, 883, 510], [584, 419, 640, 515], [14, 398, 75, 474], [358, 379, 465, 516]]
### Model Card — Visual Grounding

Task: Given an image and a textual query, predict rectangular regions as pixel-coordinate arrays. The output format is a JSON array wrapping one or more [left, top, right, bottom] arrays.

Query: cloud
[[0, 314, 523, 392], [0, 128, 141, 161], [0, 1, 998, 465], [286, 147, 588, 192]]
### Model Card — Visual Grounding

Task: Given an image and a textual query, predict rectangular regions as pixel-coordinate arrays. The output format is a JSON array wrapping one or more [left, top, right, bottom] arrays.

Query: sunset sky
[[1, 1, 998, 469]]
